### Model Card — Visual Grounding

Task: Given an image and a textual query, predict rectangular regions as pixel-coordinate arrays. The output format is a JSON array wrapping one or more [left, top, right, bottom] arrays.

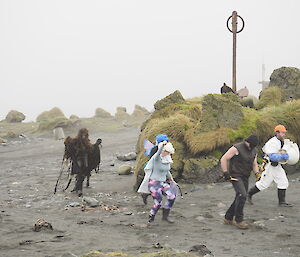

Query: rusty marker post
[[227, 11, 245, 92]]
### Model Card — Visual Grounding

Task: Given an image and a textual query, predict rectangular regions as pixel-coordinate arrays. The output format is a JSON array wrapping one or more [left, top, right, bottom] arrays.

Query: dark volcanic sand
[[1, 127, 300, 257]]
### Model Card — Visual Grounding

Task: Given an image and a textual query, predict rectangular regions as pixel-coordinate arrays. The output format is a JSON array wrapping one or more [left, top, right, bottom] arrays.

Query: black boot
[[162, 208, 174, 224], [247, 186, 260, 205], [148, 214, 155, 223], [278, 189, 293, 207], [86, 176, 90, 188], [141, 193, 149, 205]]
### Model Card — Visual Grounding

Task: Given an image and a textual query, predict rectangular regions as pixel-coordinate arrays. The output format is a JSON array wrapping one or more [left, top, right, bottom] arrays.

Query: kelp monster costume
[[64, 128, 102, 197]]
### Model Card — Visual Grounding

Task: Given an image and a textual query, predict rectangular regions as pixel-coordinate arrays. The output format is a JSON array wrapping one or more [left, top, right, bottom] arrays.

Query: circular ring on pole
[[226, 15, 245, 33]]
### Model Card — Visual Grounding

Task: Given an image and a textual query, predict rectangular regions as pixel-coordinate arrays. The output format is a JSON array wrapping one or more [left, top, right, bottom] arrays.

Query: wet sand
[[1, 127, 300, 257]]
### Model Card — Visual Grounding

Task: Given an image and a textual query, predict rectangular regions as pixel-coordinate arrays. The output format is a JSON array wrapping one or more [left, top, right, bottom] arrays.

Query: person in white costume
[[248, 125, 292, 207]]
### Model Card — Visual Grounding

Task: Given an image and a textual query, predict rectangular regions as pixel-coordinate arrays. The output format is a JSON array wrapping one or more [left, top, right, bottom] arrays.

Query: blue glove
[[269, 153, 289, 162], [282, 153, 289, 160]]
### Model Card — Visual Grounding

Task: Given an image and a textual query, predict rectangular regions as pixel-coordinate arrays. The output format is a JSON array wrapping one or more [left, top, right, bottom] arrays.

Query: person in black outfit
[[64, 128, 101, 197], [220, 135, 260, 229]]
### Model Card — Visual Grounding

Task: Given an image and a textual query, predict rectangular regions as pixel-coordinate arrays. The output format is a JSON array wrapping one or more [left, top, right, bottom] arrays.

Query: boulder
[[154, 90, 186, 110], [200, 93, 243, 131], [5, 110, 25, 123], [117, 152, 137, 161], [82, 197, 100, 207], [36, 107, 65, 122], [95, 108, 112, 118], [115, 107, 130, 120], [118, 165, 132, 175], [36, 107, 72, 131], [269, 66, 300, 101], [0, 137, 7, 143], [69, 114, 79, 120], [182, 157, 220, 183], [131, 105, 150, 119]]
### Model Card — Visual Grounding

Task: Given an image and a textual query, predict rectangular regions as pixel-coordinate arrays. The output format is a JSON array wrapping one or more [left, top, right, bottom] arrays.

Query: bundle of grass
[[5, 110, 25, 123], [256, 100, 300, 144], [256, 86, 283, 109], [95, 108, 112, 118], [184, 127, 232, 155]]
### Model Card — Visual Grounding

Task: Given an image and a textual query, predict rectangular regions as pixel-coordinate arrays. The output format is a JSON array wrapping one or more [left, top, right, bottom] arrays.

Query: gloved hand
[[282, 153, 289, 160], [255, 171, 262, 182], [223, 172, 231, 181]]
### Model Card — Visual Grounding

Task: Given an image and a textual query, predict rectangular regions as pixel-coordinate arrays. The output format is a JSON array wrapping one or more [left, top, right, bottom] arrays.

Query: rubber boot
[[148, 214, 155, 224], [278, 189, 293, 207], [162, 208, 174, 224], [247, 186, 260, 205], [141, 193, 149, 205], [86, 175, 90, 188]]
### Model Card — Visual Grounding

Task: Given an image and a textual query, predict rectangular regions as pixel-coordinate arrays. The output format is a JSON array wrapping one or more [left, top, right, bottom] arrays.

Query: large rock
[[182, 157, 220, 183], [0, 137, 7, 143], [118, 164, 132, 175], [131, 105, 150, 119], [36, 107, 65, 122], [117, 152, 137, 161], [82, 197, 100, 207], [95, 108, 112, 118], [200, 93, 243, 131], [115, 107, 130, 120], [5, 110, 25, 123], [36, 107, 71, 131], [269, 67, 300, 101], [154, 90, 186, 110]]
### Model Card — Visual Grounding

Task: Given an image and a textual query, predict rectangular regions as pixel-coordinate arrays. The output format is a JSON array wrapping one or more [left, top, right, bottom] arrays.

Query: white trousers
[[256, 163, 289, 190]]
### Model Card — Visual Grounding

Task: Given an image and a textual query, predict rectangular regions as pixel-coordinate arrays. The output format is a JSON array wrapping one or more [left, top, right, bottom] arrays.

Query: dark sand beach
[[1, 127, 300, 257]]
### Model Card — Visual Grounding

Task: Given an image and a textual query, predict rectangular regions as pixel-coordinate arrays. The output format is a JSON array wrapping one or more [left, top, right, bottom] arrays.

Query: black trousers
[[225, 176, 249, 223]]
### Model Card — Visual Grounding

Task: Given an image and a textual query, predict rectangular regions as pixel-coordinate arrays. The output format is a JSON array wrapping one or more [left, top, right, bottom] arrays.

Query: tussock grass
[[256, 86, 283, 109], [228, 108, 261, 141], [184, 127, 232, 155]]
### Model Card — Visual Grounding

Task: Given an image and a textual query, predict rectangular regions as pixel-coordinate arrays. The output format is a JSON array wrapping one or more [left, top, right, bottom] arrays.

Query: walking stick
[[54, 157, 65, 194]]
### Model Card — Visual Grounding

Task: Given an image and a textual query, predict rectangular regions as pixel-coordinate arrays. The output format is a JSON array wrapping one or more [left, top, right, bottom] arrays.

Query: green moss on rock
[[269, 66, 300, 101], [154, 90, 185, 110], [200, 94, 243, 132]]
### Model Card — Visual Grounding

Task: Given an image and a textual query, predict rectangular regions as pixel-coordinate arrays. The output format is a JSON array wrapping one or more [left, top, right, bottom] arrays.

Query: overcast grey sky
[[1, 0, 299, 121]]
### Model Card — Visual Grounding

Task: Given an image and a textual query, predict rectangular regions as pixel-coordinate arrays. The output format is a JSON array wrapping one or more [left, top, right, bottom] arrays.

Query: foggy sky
[[1, 0, 300, 121]]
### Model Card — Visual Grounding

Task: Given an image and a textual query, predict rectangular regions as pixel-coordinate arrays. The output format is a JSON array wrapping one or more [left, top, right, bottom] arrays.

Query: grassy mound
[[134, 90, 300, 187]]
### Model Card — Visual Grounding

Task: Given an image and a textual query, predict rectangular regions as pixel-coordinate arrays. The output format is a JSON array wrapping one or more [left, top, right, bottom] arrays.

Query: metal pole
[[226, 11, 244, 93], [232, 11, 237, 92]]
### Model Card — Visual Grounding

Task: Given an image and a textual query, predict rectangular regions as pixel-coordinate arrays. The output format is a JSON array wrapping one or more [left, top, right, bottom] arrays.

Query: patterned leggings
[[148, 179, 176, 215]]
